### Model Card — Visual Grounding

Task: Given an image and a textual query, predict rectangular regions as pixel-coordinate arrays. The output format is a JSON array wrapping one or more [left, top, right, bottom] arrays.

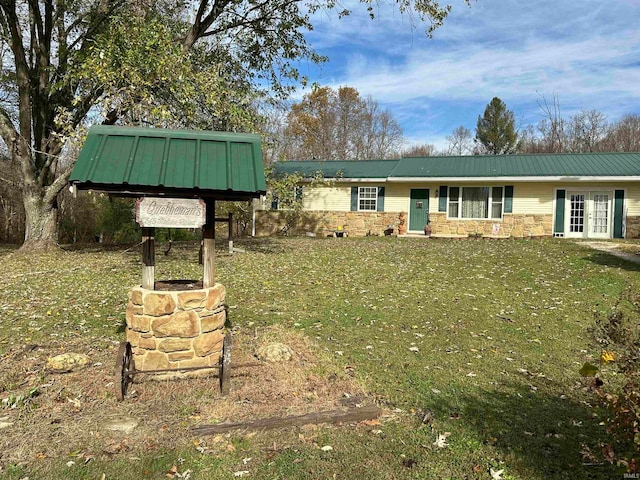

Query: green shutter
[[438, 186, 448, 212], [351, 187, 358, 211], [377, 187, 385, 212], [614, 189, 624, 238], [504, 185, 514, 213], [554, 189, 565, 235]]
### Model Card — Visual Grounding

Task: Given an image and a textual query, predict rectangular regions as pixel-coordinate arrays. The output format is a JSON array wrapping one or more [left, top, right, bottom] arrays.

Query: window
[[358, 187, 378, 211], [448, 186, 504, 219], [270, 186, 303, 210], [448, 187, 459, 218]]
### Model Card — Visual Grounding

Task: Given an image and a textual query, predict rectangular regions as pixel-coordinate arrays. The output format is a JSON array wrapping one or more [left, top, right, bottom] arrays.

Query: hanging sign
[[135, 198, 206, 228]]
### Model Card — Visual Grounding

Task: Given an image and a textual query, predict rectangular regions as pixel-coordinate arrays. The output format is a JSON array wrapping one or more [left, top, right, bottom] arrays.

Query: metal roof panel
[[273, 153, 640, 180], [70, 126, 266, 198]]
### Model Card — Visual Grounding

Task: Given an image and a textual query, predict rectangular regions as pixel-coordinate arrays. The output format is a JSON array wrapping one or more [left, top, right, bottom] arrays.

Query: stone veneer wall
[[255, 211, 400, 237], [125, 283, 226, 377], [255, 210, 554, 237], [429, 213, 553, 237], [626, 216, 640, 238]]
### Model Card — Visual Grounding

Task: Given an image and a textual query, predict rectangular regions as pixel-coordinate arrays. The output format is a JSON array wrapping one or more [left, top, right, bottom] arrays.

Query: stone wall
[[256, 210, 555, 238], [626, 216, 640, 238], [428, 213, 553, 237], [125, 283, 226, 378], [255, 211, 400, 237]]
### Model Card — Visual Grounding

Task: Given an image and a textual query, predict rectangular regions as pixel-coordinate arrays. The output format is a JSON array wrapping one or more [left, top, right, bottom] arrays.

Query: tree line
[[0, 0, 466, 247], [265, 92, 640, 161]]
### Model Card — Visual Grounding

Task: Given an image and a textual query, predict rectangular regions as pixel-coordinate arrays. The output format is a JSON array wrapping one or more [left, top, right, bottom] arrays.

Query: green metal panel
[[273, 153, 640, 181], [70, 125, 265, 198], [377, 187, 385, 212], [438, 186, 448, 212], [504, 185, 514, 213], [614, 189, 624, 238], [275, 160, 398, 179], [391, 153, 640, 178], [555, 190, 566, 234], [409, 189, 429, 231]]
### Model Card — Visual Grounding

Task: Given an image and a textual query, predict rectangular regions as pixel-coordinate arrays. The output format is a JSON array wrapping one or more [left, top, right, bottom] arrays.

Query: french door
[[565, 191, 611, 239]]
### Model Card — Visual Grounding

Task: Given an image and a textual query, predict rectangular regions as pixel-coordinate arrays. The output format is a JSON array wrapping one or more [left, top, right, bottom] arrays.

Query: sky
[[292, 0, 640, 151]]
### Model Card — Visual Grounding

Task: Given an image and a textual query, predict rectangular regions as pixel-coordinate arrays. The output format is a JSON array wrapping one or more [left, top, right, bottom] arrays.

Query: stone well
[[125, 282, 226, 378]]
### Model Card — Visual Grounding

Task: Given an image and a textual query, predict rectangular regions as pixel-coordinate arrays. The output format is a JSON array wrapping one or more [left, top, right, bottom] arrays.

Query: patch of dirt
[[0, 325, 371, 469], [581, 241, 640, 264]]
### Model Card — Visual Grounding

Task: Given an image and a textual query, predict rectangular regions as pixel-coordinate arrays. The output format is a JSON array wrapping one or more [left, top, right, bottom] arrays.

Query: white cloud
[[297, 0, 640, 142]]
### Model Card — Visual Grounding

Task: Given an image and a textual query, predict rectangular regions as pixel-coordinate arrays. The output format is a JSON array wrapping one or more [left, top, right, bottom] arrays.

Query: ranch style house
[[254, 152, 640, 239]]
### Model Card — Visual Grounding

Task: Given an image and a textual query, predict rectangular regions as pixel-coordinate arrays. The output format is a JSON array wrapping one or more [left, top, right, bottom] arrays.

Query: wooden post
[[228, 212, 233, 254], [203, 199, 215, 288], [142, 227, 155, 290]]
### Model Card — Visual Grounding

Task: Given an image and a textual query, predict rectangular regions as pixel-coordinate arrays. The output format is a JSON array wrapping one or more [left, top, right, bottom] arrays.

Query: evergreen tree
[[475, 97, 518, 154]]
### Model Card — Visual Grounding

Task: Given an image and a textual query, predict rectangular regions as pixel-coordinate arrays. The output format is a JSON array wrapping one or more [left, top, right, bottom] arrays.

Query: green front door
[[409, 189, 429, 231]]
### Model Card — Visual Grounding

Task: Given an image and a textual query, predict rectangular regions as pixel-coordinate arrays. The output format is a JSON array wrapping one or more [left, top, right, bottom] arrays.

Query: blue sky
[[293, 0, 640, 150]]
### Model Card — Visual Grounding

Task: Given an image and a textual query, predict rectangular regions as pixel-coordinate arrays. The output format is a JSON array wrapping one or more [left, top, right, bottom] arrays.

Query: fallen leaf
[[233, 471, 250, 477], [320, 445, 333, 452], [579, 362, 599, 377], [433, 432, 451, 449], [490, 468, 504, 480]]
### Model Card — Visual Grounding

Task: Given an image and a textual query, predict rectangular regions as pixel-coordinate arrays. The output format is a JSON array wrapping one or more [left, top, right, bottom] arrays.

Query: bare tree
[[567, 109, 609, 152], [402, 143, 437, 157], [602, 114, 640, 152], [446, 126, 473, 155], [536, 94, 567, 153]]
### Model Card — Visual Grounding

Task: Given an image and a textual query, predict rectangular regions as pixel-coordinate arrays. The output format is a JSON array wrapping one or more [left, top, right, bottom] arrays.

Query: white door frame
[[564, 190, 612, 239]]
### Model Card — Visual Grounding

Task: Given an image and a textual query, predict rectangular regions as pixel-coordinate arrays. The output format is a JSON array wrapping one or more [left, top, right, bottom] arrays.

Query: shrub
[[584, 286, 640, 472]]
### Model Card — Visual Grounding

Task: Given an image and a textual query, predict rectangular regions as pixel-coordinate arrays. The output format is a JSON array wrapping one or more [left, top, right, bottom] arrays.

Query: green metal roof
[[273, 160, 399, 179], [70, 126, 266, 199], [273, 153, 640, 180], [392, 153, 640, 178]]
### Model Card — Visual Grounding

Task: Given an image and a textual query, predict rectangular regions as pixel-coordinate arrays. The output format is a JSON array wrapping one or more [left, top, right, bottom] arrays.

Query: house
[[255, 153, 640, 239]]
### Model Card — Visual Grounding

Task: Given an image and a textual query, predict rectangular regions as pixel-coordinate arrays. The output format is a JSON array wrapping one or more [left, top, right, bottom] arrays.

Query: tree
[[567, 109, 609, 153], [0, 0, 466, 250], [446, 125, 472, 155], [402, 143, 437, 157], [475, 97, 518, 155], [602, 114, 640, 152], [283, 85, 404, 160]]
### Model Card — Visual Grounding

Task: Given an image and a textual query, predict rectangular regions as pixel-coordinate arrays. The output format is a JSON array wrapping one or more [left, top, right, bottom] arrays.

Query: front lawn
[[0, 237, 636, 479]]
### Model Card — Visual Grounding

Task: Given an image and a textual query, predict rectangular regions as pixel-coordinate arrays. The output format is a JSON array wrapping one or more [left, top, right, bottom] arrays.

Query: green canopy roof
[[70, 126, 266, 199]]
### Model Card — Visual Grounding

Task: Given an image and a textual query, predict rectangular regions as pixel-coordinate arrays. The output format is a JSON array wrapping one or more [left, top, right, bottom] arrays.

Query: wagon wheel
[[114, 341, 134, 401], [219, 334, 233, 396]]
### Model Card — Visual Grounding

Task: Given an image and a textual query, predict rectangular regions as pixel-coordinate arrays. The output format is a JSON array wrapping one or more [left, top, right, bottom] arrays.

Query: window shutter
[[614, 189, 625, 238], [438, 186, 448, 212], [295, 186, 303, 201], [350, 187, 358, 211], [377, 187, 385, 212], [554, 189, 565, 235], [271, 195, 279, 210], [504, 185, 514, 213]]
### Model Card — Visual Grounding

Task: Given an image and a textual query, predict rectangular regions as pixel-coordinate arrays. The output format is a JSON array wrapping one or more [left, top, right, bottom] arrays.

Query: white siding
[[385, 183, 439, 212], [303, 185, 351, 211], [512, 183, 554, 215]]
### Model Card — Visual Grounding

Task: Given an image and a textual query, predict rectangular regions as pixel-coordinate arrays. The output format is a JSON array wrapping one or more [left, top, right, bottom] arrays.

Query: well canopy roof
[[274, 152, 640, 180], [70, 126, 266, 199]]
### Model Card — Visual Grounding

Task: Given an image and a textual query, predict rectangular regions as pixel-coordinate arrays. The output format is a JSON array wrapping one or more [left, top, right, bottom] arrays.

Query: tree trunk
[[20, 190, 58, 251]]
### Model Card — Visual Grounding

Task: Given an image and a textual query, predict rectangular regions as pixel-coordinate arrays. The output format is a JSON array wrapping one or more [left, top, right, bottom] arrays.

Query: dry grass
[[0, 324, 368, 470]]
